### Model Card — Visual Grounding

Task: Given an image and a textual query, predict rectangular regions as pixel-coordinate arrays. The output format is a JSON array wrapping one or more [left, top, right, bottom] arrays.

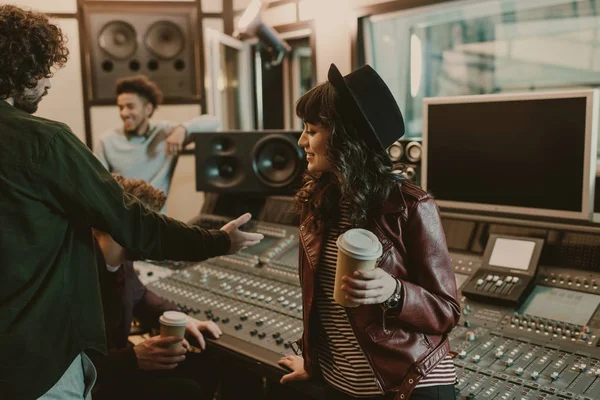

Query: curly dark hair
[[112, 173, 166, 212], [116, 75, 164, 111], [294, 82, 404, 232], [0, 5, 69, 99]]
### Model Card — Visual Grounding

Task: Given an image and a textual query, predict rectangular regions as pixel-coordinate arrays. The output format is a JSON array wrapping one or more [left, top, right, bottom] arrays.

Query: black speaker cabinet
[[387, 139, 422, 185], [83, 1, 200, 102], [193, 131, 307, 195]]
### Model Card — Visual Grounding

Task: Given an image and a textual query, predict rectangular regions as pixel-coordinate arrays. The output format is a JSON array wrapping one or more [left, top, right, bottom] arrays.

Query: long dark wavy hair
[[0, 5, 69, 99], [294, 82, 404, 232]]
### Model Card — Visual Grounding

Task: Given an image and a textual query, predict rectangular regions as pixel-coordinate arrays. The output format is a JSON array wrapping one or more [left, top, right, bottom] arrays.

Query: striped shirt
[[314, 205, 456, 397], [315, 206, 382, 396]]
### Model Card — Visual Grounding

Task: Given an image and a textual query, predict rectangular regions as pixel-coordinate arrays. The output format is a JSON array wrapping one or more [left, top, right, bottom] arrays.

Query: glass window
[[364, 0, 600, 139]]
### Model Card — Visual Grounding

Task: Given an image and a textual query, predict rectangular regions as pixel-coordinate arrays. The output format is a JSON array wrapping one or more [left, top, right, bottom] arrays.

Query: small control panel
[[462, 234, 544, 307]]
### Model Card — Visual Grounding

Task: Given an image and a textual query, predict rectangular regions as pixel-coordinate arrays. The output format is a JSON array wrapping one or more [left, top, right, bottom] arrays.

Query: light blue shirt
[[95, 115, 220, 207]]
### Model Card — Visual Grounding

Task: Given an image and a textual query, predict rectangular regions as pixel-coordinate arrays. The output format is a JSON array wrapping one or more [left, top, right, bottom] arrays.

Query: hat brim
[[328, 64, 386, 154]]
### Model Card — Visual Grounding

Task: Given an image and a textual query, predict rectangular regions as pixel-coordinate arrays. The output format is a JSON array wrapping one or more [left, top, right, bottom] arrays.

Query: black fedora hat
[[328, 63, 405, 156]]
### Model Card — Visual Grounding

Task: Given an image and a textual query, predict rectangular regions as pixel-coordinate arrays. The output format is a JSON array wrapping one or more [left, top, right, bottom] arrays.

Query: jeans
[[324, 384, 457, 400], [38, 353, 96, 400]]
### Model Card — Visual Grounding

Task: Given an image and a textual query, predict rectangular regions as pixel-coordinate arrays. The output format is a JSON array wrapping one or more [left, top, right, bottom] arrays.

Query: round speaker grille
[[252, 135, 302, 187], [98, 21, 137, 60], [387, 141, 404, 162], [405, 141, 422, 162], [145, 21, 185, 60], [204, 156, 245, 188]]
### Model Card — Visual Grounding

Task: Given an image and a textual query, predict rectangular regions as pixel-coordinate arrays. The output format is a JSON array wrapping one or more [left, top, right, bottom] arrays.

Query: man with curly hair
[[0, 5, 263, 400], [95, 75, 219, 212], [91, 175, 220, 400]]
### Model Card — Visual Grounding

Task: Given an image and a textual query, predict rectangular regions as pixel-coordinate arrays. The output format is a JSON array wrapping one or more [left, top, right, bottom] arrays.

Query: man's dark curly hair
[[116, 75, 164, 111], [0, 5, 69, 99], [294, 82, 404, 232]]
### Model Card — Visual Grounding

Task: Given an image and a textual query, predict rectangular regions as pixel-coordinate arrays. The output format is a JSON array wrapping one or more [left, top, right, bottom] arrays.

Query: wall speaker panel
[[194, 131, 306, 195], [388, 139, 422, 186], [84, 2, 200, 102]]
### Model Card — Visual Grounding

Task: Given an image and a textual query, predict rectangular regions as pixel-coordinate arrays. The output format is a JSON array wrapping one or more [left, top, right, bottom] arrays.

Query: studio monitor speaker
[[83, 2, 200, 102], [193, 131, 307, 195], [387, 139, 422, 185]]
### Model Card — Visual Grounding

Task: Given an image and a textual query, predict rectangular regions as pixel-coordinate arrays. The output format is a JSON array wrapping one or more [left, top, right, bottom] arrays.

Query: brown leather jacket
[[298, 181, 460, 400]]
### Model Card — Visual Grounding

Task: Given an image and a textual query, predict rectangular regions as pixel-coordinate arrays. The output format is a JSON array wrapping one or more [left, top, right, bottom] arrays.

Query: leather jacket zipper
[[344, 308, 385, 394]]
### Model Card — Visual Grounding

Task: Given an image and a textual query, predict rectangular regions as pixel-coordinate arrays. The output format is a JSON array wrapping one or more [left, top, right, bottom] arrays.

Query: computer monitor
[[422, 90, 599, 221]]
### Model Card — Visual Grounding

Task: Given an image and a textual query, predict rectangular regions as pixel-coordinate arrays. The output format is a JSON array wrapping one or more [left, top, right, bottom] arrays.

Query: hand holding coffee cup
[[335, 228, 382, 307], [159, 311, 188, 351]]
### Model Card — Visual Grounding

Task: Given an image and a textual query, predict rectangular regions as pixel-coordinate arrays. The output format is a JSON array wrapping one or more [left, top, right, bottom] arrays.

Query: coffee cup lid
[[159, 311, 188, 327], [336, 228, 383, 260]]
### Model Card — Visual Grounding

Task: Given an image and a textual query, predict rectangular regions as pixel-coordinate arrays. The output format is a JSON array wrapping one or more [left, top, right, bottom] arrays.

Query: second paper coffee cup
[[334, 228, 382, 307], [159, 311, 188, 350]]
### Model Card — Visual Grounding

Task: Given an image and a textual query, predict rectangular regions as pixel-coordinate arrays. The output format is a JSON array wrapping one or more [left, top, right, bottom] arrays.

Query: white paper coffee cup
[[159, 311, 188, 350], [334, 228, 382, 307]]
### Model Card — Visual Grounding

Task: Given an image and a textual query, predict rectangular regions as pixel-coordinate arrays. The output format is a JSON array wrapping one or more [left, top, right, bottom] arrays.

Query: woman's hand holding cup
[[341, 268, 397, 305]]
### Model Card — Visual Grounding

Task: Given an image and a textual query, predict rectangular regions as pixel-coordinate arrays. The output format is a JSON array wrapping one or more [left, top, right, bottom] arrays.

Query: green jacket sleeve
[[37, 127, 230, 261]]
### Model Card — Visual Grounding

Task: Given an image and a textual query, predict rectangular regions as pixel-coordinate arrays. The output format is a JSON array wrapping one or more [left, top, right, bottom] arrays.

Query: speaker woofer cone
[[145, 21, 185, 60], [204, 156, 245, 188], [98, 21, 137, 60], [252, 135, 302, 187]]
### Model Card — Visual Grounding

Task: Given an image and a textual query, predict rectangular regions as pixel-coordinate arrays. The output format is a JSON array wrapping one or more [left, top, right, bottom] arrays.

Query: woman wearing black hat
[[278, 64, 460, 400]]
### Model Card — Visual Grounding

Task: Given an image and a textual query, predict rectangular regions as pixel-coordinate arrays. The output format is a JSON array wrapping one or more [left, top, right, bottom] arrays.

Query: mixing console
[[142, 213, 600, 400]]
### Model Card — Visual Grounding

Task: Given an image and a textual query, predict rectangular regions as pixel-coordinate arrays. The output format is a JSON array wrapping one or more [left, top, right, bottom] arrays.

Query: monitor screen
[[488, 238, 536, 271], [423, 91, 597, 220]]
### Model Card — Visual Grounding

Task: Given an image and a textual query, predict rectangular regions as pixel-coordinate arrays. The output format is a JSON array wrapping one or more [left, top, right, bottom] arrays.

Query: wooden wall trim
[[76, 0, 94, 148]]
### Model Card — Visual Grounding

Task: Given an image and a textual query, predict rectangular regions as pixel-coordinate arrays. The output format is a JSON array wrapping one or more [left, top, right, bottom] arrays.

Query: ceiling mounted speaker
[[145, 21, 185, 60], [253, 135, 302, 187], [98, 21, 137, 60], [194, 131, 306, 195]]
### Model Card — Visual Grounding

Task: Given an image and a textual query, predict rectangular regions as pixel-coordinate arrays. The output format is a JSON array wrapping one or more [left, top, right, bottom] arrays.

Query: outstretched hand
[[220, 213, 264, 254]]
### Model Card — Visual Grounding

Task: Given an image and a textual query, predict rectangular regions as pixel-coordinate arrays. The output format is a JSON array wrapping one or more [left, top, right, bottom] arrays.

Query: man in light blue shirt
[[95, 75, 219, 209]]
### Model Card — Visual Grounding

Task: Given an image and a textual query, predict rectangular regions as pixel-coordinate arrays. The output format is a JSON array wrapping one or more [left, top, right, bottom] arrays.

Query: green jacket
[[0, 100, 230, 399]]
